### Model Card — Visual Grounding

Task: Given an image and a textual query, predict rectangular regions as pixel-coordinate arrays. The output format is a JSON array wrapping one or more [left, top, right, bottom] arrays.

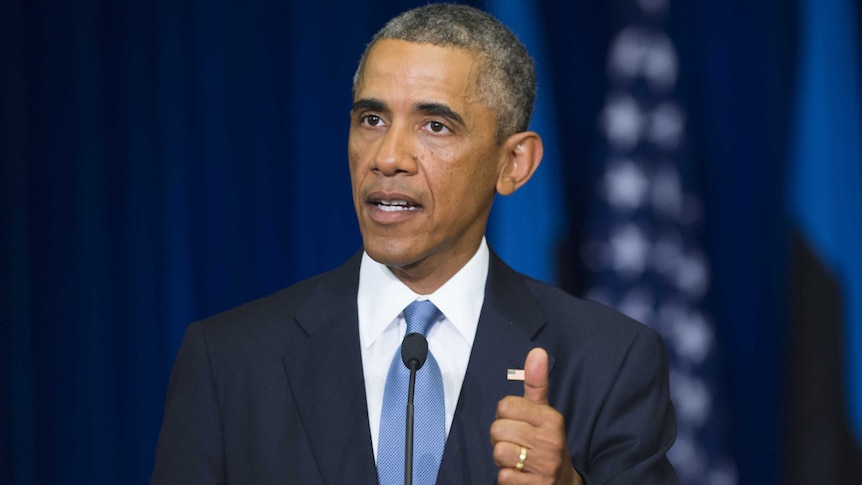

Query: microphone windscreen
[[401, 333, 429, 370]]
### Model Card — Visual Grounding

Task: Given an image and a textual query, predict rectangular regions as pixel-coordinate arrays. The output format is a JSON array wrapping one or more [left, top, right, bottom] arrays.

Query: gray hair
[[353, 3, 536, 141]]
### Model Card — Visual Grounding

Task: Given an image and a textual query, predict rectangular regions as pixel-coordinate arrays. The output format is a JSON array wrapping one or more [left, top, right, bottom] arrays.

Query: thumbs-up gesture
[[490, 348, 583, 485]]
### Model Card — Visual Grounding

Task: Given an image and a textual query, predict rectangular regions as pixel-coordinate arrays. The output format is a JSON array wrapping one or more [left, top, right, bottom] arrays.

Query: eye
[[424, 120, 451, 134], [361, 114, 384, 127]]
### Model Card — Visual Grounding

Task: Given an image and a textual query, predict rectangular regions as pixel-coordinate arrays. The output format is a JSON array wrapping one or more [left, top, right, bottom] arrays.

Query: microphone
[[401, 332, 428, 370], [401, 332, 429, 485]]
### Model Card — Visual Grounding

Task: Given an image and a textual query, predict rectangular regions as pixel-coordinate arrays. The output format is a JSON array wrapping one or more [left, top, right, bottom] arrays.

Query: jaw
[[358, 216, 489, 295]]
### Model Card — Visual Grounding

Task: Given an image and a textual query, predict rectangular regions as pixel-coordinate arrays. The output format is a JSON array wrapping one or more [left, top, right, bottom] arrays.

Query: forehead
[[355, 39, 483, 108]]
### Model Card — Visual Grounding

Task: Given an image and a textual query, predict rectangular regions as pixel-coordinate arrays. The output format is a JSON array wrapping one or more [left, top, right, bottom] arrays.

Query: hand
[[490, 348, 583, 485]]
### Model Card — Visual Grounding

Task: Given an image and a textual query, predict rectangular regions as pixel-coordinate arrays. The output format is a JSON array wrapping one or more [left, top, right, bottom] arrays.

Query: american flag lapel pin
[[507, 369, 525, 381]]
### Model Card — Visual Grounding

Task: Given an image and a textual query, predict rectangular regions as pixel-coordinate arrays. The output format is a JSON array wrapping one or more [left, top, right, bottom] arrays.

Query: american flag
[[582, 0, 737, 483]]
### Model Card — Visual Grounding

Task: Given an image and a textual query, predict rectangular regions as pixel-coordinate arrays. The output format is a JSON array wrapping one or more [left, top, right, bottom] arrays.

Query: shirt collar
[[357, 238, 489, 349]]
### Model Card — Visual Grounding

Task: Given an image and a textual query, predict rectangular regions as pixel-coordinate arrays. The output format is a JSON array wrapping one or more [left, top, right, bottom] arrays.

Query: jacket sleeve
[[581, 327, 679, 485], [151, 322, 227, 485]]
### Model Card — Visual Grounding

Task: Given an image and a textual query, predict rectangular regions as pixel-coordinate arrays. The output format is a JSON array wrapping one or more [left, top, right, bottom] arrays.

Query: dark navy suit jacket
[[151, 250, 678, 484]]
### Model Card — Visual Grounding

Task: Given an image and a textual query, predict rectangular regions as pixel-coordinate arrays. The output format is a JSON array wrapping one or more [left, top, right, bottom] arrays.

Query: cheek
[[425, 144, 455, 163], [433, 166, 480, 209], [347, 135, 360, 164], [347, 146, 363, 191], [347, 139, 366, 176]]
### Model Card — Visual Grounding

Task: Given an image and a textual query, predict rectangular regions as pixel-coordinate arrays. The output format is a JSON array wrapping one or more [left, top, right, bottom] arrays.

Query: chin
[[362, 237, 422, 269]]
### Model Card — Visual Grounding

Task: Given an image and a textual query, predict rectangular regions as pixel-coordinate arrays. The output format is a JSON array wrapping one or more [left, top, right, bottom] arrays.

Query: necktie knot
[[403, 300, 442, 336]]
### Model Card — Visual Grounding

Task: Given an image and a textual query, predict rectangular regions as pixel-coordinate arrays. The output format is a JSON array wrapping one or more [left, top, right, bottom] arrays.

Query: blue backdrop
[[1, 1, 857, 484]]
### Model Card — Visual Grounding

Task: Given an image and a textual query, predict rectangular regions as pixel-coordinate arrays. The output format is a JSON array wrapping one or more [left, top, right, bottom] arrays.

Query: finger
[[492, 440, 529, 470], [495, 445, 533, 485], [497, 467, 532, 485], [495, 396, 552, 429], [523, 347, 548, 404], [490, 414, 535, 445]]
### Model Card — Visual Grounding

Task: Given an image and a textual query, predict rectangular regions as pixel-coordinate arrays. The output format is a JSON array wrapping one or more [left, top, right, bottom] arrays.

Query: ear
[[496, 131, 543, 196]]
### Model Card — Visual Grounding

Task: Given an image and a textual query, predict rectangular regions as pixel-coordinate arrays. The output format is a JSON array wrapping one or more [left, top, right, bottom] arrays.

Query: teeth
[[377, 200, 416, 212], [378, 202, 418, 212]]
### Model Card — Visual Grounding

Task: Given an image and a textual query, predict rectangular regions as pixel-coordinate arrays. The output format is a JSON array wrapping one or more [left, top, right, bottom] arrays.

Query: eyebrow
[[352, 98, 386, 112], [352, 98, 466, 127], [416, 102, 465, 127]]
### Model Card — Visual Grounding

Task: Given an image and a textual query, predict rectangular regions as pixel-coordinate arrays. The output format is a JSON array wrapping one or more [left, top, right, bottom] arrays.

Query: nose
[[371, 124, 418, 176]]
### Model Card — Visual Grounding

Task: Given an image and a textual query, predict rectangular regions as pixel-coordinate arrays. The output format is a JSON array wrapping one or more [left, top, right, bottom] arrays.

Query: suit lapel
[[437, 251, 552, 484], [279, 249, 554, 484], [280, 253, 379, 485]]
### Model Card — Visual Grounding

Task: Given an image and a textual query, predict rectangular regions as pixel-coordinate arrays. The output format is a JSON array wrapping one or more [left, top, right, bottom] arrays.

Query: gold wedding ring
[[515, 446, 527, 472]]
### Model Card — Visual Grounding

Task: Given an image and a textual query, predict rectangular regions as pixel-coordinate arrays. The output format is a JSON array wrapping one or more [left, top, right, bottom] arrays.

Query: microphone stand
[[405, 359, 419, 485], [400, 332, 428, 485]]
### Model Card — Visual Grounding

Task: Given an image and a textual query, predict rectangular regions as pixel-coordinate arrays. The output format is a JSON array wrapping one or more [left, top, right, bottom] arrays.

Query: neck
[[387, 240, 483, 295], [388, 264, 461, 295]]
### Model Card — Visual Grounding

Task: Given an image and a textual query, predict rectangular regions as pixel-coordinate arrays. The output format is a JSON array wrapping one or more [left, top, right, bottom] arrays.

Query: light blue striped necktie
[[377, 300, 446, 485]]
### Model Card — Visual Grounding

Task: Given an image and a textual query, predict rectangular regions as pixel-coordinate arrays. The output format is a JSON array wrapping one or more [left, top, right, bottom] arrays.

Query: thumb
[[523, 347, 549, 404]]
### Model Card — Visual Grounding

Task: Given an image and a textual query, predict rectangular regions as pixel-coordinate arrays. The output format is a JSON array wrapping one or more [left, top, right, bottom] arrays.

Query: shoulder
[[517, 275, 668, 375], [488, 260, 677, 481], [525, 277, 653, 341], [518, 277, 673, 434], [485, 251, 664, 359], [187, 252, 361, 355]]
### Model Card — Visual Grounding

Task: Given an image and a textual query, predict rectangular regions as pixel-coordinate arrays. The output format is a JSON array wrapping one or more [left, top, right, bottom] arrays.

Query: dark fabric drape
[[0, 1, 381, 482], [674, 2, 797, 484], [0, 1, 842, 484]]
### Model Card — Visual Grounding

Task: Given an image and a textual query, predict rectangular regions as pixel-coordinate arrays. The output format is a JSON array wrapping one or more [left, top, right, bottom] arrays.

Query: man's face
[[349, 39, 507, 289]]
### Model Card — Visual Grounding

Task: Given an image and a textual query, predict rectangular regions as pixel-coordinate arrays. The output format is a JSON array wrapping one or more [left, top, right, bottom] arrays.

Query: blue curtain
[[789, 0, 862, 444], [1, 1, 850, 484], [485, 0, 565, 285], [674, 2, 797, 484], [0, 1, 412, 482]]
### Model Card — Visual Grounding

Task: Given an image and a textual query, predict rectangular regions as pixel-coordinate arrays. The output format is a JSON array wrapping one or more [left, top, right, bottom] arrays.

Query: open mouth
[[374, 199, 421, 212]]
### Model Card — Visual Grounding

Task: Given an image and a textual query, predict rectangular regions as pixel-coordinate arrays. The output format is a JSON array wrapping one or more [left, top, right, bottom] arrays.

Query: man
[[151, 4, 677, 484]]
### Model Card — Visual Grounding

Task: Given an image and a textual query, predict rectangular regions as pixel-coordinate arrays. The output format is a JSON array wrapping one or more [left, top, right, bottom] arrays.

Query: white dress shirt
[[358, 239, 489, 460]]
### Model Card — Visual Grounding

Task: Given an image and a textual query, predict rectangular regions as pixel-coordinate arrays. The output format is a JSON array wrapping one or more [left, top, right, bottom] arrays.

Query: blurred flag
[[486, 0, 565, 285], [786, 0, 862, 481], [581, 0, 737, 483]]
